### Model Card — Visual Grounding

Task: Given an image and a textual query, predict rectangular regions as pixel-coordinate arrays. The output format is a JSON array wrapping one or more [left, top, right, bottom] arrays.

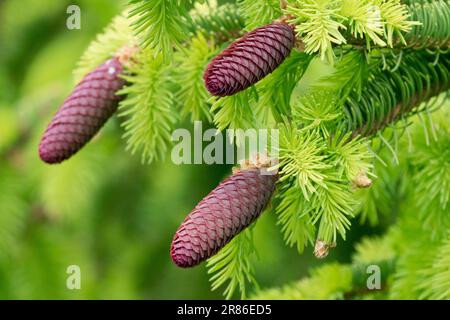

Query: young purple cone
[[38, 57, 125, 164], [204, 22, 295, 97], [171, 167, 278, 268]]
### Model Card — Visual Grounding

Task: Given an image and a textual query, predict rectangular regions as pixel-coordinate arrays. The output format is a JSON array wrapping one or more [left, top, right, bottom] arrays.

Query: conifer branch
[[174, 33, 217, 121], [118, 49, 177, 163], [185, 2, 245, 43], [238, 0, 282, 30], [74, 13, 135, 82], [127, 0, 192, 62], [31, 0, 450, 301], [207, 229, 258, 300], [252, 235, 397, 299], [283, 0, 449, 63], [348, 51, 450, 137]]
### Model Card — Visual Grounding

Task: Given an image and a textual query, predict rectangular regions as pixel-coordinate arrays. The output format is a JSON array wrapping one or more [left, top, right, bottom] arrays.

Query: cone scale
[[38, 57, 125, 164], [171, 168, 278, 268], [204, 22, 295, 97]]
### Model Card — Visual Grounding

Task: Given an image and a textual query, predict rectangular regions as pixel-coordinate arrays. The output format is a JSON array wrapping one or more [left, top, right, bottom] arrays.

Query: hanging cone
[[39, 57, 125, 164], [204, 22, 295, 96], [171, 167, 278, 268]]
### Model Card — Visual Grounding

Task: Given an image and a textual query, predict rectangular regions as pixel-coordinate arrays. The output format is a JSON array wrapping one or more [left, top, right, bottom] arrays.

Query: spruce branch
[[252, 235, 397, 299], [390, 230, 446, 299], [174, 33, 217, 122], [127, 0, 191, 62], [292, 91, 342, 137], [313, 173, 356, 243], [118, 49, 177, 163], [283, 0, 450, 63], [402, 0, 450, 49], [40, 0, 450, 301], [410, 117, 450, 235], [210, 91, 258, 139], [327, 132, 373, 181], [277, 125, 330, 200], [311, 50, 369, 105], [348, 51, 450, 137], [251, 263, 354, 299], [74, 13, 135, 82], [238, 0, 282, 30], [276, 181, 316, 253], [207, 229, 258, 300], [285, 0, 348, 62], [276, 125, 372, 249], [417, 236, 450, 299], [185, 1, 245, 43], [256, 51, 312, 123]]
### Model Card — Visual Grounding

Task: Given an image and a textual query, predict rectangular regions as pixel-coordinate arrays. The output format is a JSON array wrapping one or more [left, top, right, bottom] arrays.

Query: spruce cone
[[204, 22, 295, 96], [171, 168, 278, 268], [39, 57, 125, 164]]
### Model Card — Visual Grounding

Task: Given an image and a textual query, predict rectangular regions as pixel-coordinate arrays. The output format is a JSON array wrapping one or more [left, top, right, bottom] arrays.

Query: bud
[[354, 172, 373, 188], [314, 240, 336, 259]]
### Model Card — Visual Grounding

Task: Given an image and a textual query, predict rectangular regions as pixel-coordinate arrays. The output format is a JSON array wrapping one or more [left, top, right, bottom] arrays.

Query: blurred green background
[[0, 0, 383, 299]]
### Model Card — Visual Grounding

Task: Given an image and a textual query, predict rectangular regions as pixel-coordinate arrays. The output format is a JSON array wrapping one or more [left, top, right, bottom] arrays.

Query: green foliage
[[252, 263, 353, 299], [256, 51, 313, 122], [327, 132, 373, 181], [377, 0, 419, 47], [344, 50, 450, 135], [278, 125, 329, 199], [418, 236, 450, 299], [74, 13, 135, 81], [0, 167, 27, 260], [38, 149, 106, 220], [128, 0, 191, 62], [185, 1, 245, 42], [238, 0, 282, 30], [314, 50, 369, 105], [211, 90, 257, 134], [389, 230, 440, 299], [354, 161, 398, 225], [352, 235, 396, 265], [285, 0, 417, 62], [1, 0, 449, 301], [313, 173, 355, 243], [409, 115, 450, 236], [207, 228, 258, 299], [340, 0, 385, 47], [175, 33, 217, 121], [276, 181, 316, 253], [292, 91, 341, 135], [0, 107, 19, 151], [405, 0, 450, 49], [119, 49, 177, 163], [286, 0, 347, 62], [277, 123, 373, 245]]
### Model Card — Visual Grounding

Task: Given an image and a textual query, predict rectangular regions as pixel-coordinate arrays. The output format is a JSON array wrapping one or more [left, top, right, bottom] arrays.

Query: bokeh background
[[0, 0, 384, 299]]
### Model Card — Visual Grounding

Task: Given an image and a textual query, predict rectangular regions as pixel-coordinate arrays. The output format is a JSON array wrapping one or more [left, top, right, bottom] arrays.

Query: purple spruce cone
[[204, 22, 295, 96], [39, 57, 125, 164], [171, 168, 278, 268]]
